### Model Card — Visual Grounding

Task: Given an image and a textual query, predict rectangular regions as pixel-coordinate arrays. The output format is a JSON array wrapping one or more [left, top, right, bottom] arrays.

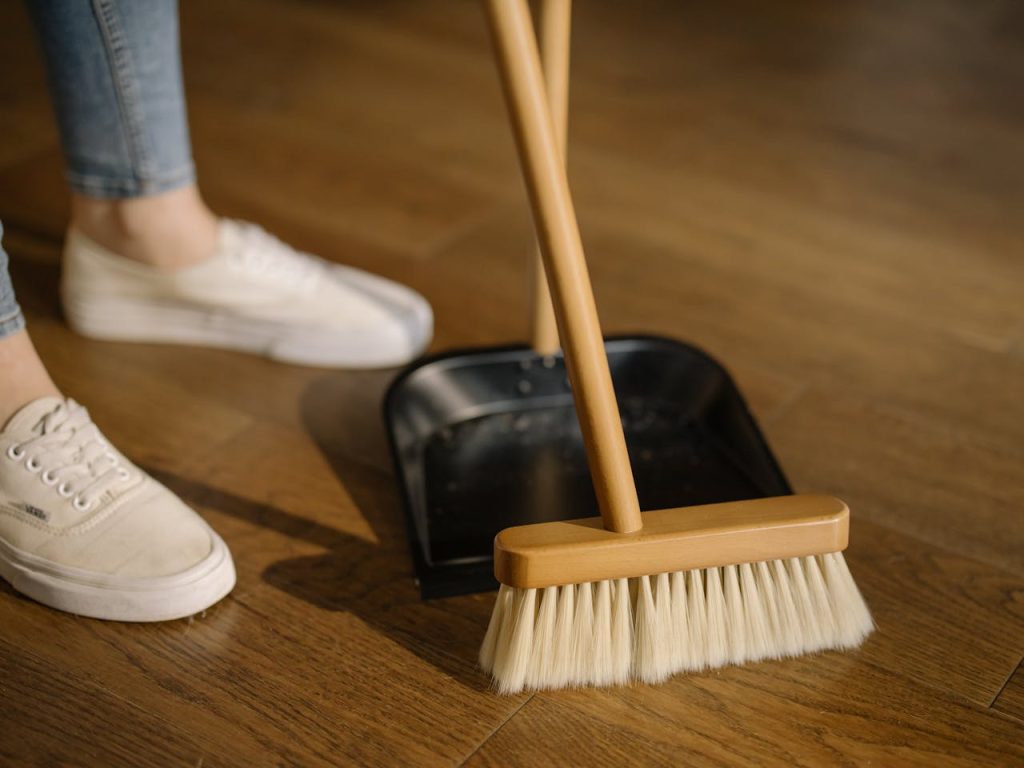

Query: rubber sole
[[0, 533, 236, 622]]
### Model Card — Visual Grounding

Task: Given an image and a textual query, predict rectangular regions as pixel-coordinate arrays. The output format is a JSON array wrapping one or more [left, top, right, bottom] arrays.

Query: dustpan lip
[[383, 333, 731, 416]]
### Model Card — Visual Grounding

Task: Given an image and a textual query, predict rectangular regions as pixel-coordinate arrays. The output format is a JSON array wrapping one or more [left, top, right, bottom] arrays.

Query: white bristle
[[804, 555, 840, 647], [740, 562, 773, 661], [653, 573, 674, 680], [571, 582, 595, 684], [479, 583, 511, 673], [723, 564, 746, 663], [482, 553, 873, 693], [669, 571, 689, 672], [822, 552, 874, 647], [704, 567, 728, 669], [610, 578, 632, 684], [633, 575, 659, 682], [786, 556, 824, 651], [495, 587, 535, 694], [686, 569, 708, 671], [770, 558, 803, 656], [549, 582, 575, 687], [753, 560, 783, 659], [591, 580, 614, 685], [635, 572, 674, 682], [525, 586, 558, 688]]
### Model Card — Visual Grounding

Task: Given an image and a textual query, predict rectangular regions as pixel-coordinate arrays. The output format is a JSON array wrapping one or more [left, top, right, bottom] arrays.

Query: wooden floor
[[2, 1, 1023, 765]]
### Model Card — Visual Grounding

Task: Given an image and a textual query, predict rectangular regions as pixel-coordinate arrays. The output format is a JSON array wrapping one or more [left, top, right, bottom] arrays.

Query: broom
[[479, 0, 873, 694]]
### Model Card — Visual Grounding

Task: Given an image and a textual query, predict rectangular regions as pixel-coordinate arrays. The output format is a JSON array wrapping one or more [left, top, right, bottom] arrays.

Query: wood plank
[[0, 149, 69, 240], [767, 387, 1024, 575], [845, 521, 1024, 706], [0, 5, 60, 170], [464, 660, 1024, 768], [0, 639, 210, 768], [424, 201, 810, 420], [0, 577, 519, 767]]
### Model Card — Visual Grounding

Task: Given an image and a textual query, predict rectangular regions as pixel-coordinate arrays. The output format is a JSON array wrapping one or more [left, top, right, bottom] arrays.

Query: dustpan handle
[[485, 0, 643, 534], [529, 0, 570, 355]]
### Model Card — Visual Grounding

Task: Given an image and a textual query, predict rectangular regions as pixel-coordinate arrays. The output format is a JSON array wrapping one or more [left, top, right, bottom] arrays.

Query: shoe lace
[[7, 400, 130, 512], [227, 222, 325, 293]]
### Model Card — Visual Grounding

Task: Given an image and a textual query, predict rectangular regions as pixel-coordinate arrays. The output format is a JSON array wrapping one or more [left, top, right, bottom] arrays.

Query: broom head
[[479, 495, 873, 693]]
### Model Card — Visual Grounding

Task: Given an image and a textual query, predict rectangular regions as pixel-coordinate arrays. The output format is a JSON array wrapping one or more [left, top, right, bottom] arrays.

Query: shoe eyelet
[[57, 482, 74, 498], [72, 496, 93, 512], [117, 468, 131, 480], [25, 456, 42, 472], [41, 469, 59, 486], [6, 444, 25, 461]]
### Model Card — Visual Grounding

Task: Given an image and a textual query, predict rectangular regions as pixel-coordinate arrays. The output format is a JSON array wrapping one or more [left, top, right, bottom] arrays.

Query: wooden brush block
[[494, 495, 850, 589]]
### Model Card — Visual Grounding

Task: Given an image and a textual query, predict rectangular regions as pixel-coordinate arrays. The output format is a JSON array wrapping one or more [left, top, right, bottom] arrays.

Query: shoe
[[61, 220, 433, 368], [0, 397, 235, 621]]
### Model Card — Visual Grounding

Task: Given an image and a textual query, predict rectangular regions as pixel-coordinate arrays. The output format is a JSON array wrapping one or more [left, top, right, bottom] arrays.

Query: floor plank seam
[[455, 694, 534, 768], [851, 653, 1021, 716], [988, 656, 1023, 708]]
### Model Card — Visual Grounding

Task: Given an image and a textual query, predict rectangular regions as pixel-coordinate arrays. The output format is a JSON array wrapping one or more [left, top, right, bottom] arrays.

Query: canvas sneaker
[[0, 397, 235, 621], [61, 219, 433, 368]]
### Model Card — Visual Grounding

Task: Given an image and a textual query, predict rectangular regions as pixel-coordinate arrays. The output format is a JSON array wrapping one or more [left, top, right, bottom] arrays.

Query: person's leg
[[0, 224, 60, 427], [27, 0, 432, 367], [26, 0, 216, 269]]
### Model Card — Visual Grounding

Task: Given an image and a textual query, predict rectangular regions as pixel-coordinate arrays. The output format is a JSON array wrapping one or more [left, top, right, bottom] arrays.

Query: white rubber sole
[[62, 293, 432, 369], [0, 532, 236, 622]]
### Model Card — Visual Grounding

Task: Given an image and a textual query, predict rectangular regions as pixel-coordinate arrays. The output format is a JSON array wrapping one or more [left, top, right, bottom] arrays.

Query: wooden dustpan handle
[[529, 0, 570, 355], [485, 0, 643, 534]]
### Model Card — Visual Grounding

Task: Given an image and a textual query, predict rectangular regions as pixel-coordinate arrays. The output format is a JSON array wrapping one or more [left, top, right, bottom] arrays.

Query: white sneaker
[[0, 397, 235, 622], [61, 220, 433, 368]]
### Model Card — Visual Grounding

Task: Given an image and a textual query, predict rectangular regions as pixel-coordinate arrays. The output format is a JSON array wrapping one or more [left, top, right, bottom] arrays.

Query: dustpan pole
[[485, 0, 643, 534], [529, 0, 570, 355]]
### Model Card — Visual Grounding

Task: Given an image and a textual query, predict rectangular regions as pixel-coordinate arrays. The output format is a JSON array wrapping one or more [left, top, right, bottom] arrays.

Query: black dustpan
[[385, 337, 790, 598], [384, 4, 790, 599]]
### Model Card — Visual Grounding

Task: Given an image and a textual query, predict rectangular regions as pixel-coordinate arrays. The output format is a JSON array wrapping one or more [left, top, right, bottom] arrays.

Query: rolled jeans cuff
[[65, 161, 196, 199], [0, 306, 26, 340]]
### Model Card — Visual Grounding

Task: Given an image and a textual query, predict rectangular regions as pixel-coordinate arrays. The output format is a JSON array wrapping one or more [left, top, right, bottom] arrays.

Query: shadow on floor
[[148, 369, 494, 693]]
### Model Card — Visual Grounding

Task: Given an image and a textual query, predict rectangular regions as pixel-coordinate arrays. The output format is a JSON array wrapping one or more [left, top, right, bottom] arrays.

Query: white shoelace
[[5, 400, 130, 512], [226, 222, 326, 293]]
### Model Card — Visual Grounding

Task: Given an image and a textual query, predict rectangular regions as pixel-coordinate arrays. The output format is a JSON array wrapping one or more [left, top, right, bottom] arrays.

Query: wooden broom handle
[[485, 0, 643, 534], [529, 0, 570, 355]]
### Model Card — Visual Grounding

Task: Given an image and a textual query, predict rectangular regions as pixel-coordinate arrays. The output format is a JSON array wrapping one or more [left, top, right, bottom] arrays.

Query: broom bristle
[[482, 552, 873, 693]]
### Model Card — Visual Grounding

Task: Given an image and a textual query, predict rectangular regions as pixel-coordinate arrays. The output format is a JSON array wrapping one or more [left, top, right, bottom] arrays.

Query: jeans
[[1, 0, 191, 340], [0, 225, 25, 339]]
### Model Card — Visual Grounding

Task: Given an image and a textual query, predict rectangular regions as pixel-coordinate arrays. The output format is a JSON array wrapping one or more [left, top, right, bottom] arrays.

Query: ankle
[[70, 185, 220, 271], [0, 330, 62, 428]]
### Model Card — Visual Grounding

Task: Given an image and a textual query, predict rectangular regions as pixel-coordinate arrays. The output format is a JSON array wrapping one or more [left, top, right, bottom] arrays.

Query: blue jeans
[[0, 224, 23, 339], [1, 0, 192, 339]]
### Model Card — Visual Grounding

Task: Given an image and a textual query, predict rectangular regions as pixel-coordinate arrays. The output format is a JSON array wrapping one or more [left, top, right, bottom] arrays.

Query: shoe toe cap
[[282, 266, 433, 367]]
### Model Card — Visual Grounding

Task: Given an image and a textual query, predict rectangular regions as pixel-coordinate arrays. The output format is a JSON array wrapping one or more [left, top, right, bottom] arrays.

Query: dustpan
[[384, 1, 790, 599]]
